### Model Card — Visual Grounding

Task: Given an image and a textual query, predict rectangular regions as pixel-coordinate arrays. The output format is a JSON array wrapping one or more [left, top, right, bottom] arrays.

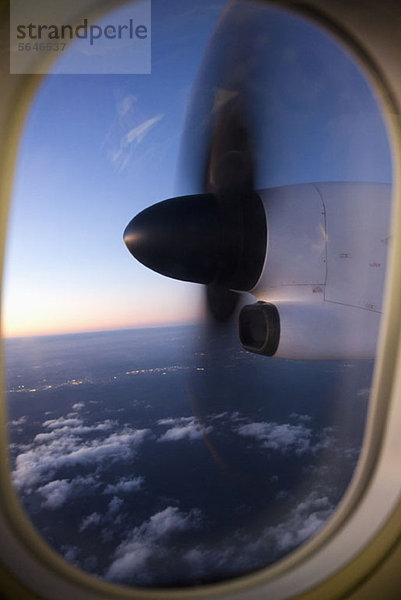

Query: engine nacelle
[[246, 182, 391, 359], [239, 301, 382, 359]]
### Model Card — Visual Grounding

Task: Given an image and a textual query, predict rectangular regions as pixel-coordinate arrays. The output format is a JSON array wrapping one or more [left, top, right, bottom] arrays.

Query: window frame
[[1, 0, 401, 598]]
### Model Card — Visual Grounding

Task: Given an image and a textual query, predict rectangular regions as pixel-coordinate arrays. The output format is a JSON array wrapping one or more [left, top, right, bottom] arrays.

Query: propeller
[[124, 0, 267, 321], [123, 95, 267, 321], [123, 0, 269, 480]]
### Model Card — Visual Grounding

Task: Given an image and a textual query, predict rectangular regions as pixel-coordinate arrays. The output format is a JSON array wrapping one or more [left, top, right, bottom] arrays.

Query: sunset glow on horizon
[[2, 316, 199, 340], [2, 269, 202, 338]]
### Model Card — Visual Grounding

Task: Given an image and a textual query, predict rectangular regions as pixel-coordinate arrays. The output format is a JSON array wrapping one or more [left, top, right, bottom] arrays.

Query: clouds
[[13, 415, 149, 491], [33, 416, 115, 444], [269, 492, 333, 554], [236, 417, 333, 456], [237, 421, 313, 455], [38, 475, 98, 509], [102, 490, 333, 586], [79, 512, 102, 533], [78, 495, 126, 537], [103, 476, 144, 495], [37, 479, 72, 509], [10, 416, 27, 426], [125, 115, 164, 146], [9, 399, 358, 587], [102, 91, 165, 172], [110, 114, 165, 172], [290, 412, 312, 423], [181, 491, 334, 579], [154, 412, 335, 457], [157, 416, 212, 442], [106, 506, 203, 583], [108, 496, 124, 515], [117, 94, 136, 118], [43, 416, 83, 429]]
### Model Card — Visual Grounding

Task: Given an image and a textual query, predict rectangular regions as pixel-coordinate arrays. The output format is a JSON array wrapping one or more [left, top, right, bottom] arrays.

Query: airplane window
[[3, 0, 392, 589]]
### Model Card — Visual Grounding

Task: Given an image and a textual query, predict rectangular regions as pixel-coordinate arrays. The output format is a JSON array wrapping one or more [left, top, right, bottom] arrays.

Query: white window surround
[[0, 1, 401, 599]]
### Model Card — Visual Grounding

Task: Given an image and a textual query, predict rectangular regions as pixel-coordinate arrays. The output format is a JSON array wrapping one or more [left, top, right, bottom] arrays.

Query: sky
[[2, 0, 392, 338]]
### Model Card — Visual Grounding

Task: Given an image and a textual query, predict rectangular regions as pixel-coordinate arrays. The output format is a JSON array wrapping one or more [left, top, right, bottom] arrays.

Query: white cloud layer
[[182, 491, 334, 579], [157, 416, 212, 442], [236, 419, 332, 455], [10, 416, 27, 426], [103, 476, 144, 495], [102, 489, 333, 585], [106, 506, 202, 583], [10, 405, 352, 586], [79, 512, 102, 533], [13, 416, 149, 490], [237, 421, 312, 454], [38, 474, 98, 509]]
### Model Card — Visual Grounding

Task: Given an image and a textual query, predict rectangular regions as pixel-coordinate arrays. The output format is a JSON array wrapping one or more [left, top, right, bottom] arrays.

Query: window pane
[[3, 0, 392, 588]]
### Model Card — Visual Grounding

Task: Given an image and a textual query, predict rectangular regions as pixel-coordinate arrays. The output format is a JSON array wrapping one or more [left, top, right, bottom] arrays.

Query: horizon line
[[2, 321, 200, 341]]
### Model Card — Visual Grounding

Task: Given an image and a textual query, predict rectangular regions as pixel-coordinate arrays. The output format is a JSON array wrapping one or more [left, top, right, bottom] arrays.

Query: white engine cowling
[[242, 182, 391, 359], [239, 300, 382, 359]]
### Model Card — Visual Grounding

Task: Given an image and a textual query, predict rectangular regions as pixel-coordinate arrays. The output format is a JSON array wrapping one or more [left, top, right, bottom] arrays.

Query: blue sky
[[2, 0, 392, 337]]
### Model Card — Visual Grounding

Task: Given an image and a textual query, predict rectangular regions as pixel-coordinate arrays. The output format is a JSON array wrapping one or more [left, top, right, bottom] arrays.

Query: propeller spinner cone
[[124, 193, 221, 286], [123, 189, 266, 293]]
